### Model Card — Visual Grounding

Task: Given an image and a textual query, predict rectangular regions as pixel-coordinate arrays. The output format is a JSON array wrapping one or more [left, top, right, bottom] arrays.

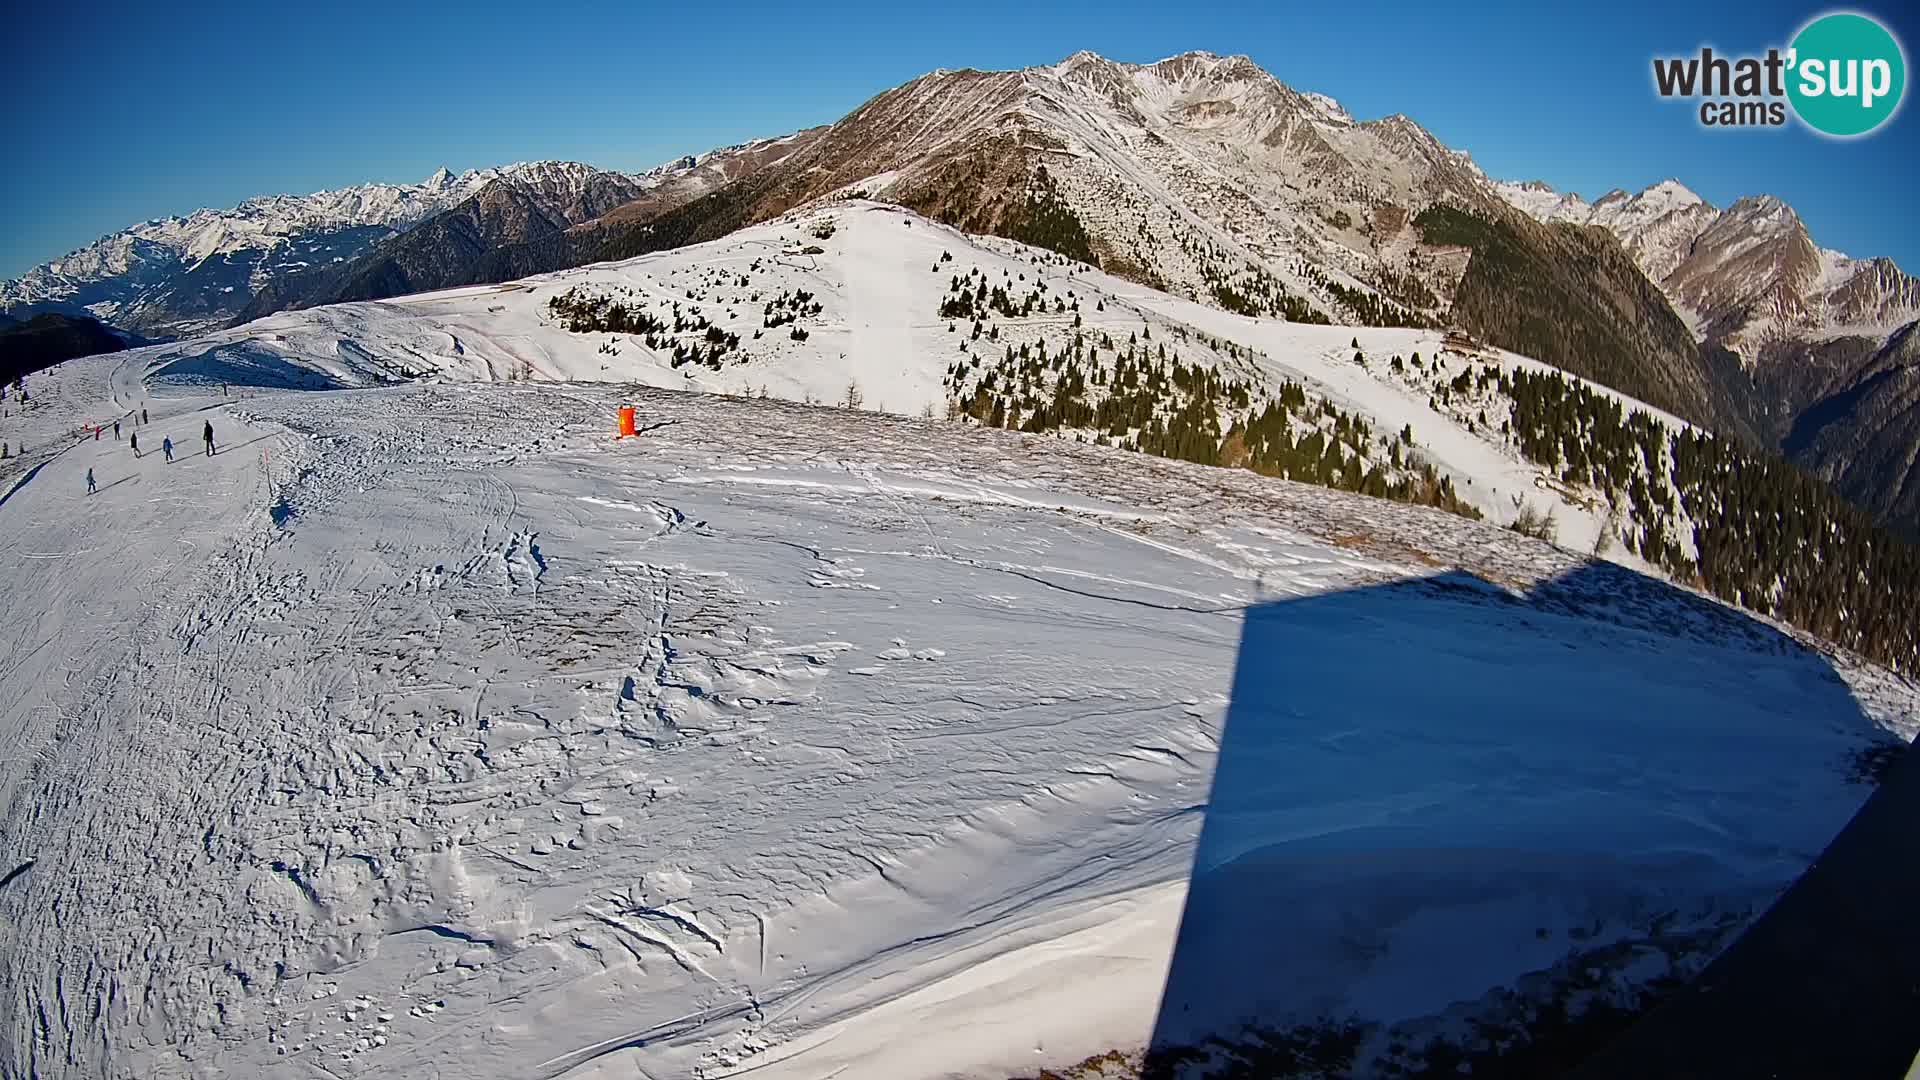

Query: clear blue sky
[[5, 0, 1915, 278]]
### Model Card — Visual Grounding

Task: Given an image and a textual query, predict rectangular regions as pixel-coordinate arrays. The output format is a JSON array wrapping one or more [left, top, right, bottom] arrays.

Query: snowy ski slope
[[0, 340, 1913, 1078], [54, 201, 1713, 575]]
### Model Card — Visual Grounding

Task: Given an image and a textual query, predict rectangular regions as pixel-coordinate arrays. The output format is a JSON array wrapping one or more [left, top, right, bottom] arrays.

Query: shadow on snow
[[147, 343, 350, 393], [1137, 561, 1911, 1079]]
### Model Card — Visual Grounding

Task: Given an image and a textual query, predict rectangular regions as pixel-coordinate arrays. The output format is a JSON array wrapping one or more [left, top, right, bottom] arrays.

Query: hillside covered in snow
[[56, 203, 1694, 539], [0, 322, 1913, 1078], [52, 199, 1916, 674]]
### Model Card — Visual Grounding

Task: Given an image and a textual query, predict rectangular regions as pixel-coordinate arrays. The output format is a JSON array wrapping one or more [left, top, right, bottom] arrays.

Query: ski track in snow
[[0, 348, 1914, 1079]]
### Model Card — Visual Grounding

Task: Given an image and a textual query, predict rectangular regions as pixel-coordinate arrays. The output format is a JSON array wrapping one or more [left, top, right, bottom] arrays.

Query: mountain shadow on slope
[[0, 313, 135, 384], [144, 342, 353, 393], [1770, 324, 1920, 541], [1139, 562, 1903, 1078]]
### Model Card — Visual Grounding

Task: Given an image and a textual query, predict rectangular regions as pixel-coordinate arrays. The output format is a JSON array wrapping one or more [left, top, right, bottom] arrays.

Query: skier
[[141, 408, 149, 424], [86, 468, 96, 495], [203, 420, 216, 457], [113, 420, 120, 440], [162, 436, 173, 463], [130, 432, 139, 458], [94, 425, 101, 441]]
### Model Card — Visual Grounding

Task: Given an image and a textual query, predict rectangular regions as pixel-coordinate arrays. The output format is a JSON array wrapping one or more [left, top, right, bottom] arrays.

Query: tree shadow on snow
[[1138, 562, 1915, 1080]]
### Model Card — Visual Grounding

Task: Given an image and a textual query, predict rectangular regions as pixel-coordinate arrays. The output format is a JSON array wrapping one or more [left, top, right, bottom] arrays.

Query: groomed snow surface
[[1, 236, 1915, 1078]]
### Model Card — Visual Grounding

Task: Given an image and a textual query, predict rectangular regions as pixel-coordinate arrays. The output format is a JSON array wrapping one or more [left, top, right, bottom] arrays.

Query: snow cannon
[[617, 405, 636, 438]]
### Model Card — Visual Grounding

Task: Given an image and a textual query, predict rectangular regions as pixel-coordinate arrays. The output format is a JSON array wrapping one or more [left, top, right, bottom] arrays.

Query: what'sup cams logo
[[1653, 11, 1906, 136]]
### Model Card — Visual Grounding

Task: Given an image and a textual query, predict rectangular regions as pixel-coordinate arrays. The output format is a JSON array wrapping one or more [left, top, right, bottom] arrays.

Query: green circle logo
[[1787, 12, 1906, 136]]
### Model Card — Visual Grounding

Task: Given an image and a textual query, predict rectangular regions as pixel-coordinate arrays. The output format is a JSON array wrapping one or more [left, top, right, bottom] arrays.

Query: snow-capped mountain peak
[[1643, 177, 1704, 208], [1489, 179, 1593, 223], [1301, 91, 1354, 126], [1495, 175, 1916, 354], [1496, 177, 1712, 230], [1722, 193, 1796, 230], [0, 161, 635, 339], [1587, 180, 1716, 237], [1052, 48, 1108, 75]]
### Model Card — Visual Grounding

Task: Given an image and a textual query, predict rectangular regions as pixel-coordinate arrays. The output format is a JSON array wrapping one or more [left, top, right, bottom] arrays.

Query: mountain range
[[1492, 177, 1920, 536], [0, 148, 810, 340], [4, 49, 1916, 535], [1, 166, 501, 338]]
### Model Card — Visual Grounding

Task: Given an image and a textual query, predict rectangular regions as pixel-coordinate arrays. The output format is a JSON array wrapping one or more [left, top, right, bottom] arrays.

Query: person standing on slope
[[203, 420, 216, 457], [130, 432, 139, 458], [113, 420, 120, 440], [86, 468, 96, 496], [162, 436, 173, 463]]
